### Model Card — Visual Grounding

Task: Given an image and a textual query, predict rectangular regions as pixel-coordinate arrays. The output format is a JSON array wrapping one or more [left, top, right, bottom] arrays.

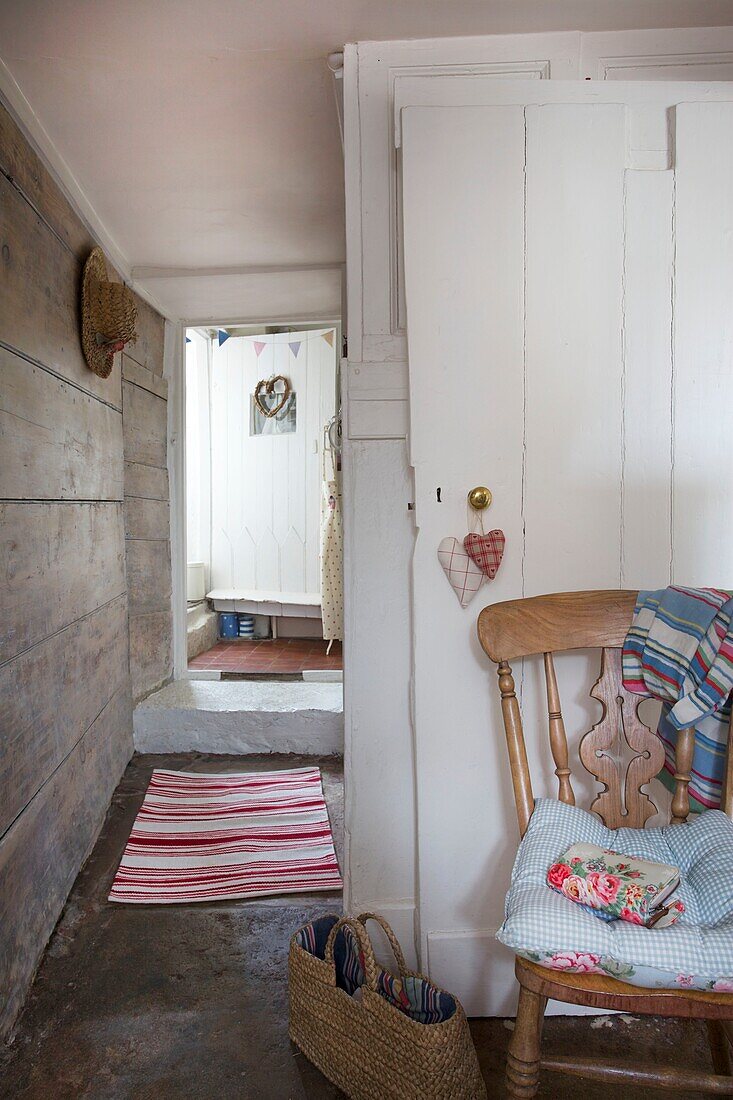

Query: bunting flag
[[214, 331, 336, 356]]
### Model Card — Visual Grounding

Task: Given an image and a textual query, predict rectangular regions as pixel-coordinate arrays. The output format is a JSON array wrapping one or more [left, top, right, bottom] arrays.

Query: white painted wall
[[142, 267, 344, 329], [7, 5, 731, 324], [210, 329, 337, 596], [342, 26, 733, 1011], [342, 437, 416, 956], [185, 331, 212, 584]]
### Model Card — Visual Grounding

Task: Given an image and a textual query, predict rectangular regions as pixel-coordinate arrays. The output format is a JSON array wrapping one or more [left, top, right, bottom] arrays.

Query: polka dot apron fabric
[[320, 443, 343, 647]]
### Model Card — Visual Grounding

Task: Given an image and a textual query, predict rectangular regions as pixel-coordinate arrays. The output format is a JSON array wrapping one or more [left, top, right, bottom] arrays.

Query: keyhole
[[436, 487, 441, 503]]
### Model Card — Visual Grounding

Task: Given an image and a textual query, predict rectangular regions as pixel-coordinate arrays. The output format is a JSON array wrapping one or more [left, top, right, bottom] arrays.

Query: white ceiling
[[1, 0, 732, 320]]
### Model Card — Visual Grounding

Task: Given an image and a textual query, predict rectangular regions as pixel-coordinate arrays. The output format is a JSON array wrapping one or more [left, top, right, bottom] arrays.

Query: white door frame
[[167, 317, 343, 680], [166, 319, 189, 679]]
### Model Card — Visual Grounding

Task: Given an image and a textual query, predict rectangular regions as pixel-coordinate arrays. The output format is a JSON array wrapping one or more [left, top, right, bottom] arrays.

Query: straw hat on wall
[[81, 247, 138, 378]]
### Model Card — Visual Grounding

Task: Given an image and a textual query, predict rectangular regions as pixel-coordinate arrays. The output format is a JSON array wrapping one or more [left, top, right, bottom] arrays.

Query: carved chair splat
[[477, 590, 733, 1099], [579, 645, 665, 830]]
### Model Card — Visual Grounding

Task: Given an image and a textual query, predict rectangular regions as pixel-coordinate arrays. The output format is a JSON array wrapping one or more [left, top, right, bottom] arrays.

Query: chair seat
[[516, 957, 733, 1018], [498, 798, 733, 993]]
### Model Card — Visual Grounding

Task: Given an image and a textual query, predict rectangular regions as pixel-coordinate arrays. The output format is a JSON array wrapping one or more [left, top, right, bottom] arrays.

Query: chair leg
[[506, 986, 547, 1099], [707, 1020, 733, 1076]]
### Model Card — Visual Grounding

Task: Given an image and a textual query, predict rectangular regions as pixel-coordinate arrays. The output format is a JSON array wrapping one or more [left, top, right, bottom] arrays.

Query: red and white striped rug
[[108, 766, 342, 904]]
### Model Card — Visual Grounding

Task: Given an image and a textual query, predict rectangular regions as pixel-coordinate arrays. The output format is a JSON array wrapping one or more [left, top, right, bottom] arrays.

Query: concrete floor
[[0, 753, 720, 1099]]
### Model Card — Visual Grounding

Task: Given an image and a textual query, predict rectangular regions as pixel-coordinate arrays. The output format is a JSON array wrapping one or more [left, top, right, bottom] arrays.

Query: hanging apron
[[320, 440, 343, 650]]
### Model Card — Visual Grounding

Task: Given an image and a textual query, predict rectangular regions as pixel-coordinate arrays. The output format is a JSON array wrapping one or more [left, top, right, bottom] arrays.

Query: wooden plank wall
[[122, 315, 172, 702], [0, 101, 171, 1038]]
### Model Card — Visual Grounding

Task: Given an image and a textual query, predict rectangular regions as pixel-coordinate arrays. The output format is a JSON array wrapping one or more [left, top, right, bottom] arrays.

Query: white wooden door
[[400, 81, 733, 1012], [210, 328, 337, 596]]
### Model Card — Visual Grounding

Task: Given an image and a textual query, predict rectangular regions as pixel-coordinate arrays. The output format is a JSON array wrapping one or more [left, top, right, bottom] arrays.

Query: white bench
[[206, 589, 321, 639]]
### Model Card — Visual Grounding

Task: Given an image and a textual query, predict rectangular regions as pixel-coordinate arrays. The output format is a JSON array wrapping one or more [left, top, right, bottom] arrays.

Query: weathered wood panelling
[[124, 460, 169, 501], [122, 380, 167, 466], [122, 353, 168, 399], [122, 335, 172, 701], [0, 596, 129, 837], [0, 168, 122, 408], [0, 688, 132, 1038], [0, 107, 96, 259], [0, 97, 168, 1040], [125, 297, 165, 376], [125, 496, 170, 541], [0, 345, 124, 501], [126, 537, 172, 615], [0, 501, 125, 665], [129, 610, 173, 701]]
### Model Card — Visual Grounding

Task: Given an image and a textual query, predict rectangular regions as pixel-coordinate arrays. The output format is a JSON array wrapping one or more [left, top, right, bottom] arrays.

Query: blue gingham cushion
[[497, 798, 733, 991]]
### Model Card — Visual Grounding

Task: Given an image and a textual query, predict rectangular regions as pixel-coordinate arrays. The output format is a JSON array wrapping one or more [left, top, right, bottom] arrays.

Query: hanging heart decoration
[[254, 374, 291, 418], [437, 537, 485, 608], [462, 530, 501, 580], [464, 530, 506, 579]]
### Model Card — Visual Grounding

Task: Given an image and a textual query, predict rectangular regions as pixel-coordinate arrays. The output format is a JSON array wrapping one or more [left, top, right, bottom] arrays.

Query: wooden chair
[[477, 590, 733, 1098]]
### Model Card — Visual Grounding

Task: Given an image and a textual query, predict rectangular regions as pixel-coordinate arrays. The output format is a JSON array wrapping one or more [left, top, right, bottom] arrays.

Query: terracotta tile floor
[[188, 638, 343, 674]]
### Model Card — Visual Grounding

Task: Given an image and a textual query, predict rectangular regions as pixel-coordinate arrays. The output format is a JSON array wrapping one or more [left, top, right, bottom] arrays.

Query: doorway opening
[[184, 323, 343, 684]]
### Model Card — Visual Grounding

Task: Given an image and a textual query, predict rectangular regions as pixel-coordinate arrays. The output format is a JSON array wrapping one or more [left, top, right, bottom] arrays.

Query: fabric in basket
[[497, 798, 733, 991], [296, 915, 455, 1025]]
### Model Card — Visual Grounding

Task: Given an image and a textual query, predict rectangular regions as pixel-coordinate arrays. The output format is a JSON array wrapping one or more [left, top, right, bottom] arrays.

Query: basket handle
[[357, 912, 409, 976], [324, 917, 379, 992]]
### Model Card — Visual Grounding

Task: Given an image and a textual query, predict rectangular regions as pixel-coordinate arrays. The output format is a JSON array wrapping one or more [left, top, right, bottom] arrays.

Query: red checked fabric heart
[[463, 530, 506, 579], [437, 537, 485, 608]]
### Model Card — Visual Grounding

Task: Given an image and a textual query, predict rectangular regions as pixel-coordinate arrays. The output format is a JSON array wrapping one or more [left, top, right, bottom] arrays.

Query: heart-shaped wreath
[[254, 375, 291, 418]]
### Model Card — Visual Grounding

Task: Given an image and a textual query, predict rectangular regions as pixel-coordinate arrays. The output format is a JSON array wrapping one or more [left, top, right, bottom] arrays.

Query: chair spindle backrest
[[543, 652, 575, 807], [478, 590, 733, 837]]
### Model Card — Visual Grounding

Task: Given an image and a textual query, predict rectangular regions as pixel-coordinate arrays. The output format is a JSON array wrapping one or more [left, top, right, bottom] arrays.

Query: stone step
[[133, 680, 343, 755], [186, 601, 218, 660]]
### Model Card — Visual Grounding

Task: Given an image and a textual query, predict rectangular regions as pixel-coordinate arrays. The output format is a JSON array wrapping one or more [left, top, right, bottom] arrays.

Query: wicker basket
[[289, 912, 487, 1100]]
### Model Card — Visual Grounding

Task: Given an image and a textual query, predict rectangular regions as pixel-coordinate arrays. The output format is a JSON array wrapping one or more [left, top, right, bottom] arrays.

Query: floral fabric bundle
[[547, 843, 685, 928]]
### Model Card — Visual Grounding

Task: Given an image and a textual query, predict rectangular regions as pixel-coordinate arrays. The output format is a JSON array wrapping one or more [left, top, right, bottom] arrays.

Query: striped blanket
[[622, 586, 733, 812]]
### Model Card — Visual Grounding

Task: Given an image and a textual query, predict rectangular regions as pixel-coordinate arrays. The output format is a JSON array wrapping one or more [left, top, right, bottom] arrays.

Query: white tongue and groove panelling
[[523, 101, 625, 595], [346, 29, 733, 437], [343, 32, 733, 1015], [673, 102, 733, 583], [400, 84, 733, 1012], [210, 330, 336, 596]]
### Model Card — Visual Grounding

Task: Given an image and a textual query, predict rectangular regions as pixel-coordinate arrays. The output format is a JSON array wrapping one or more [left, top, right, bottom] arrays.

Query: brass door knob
[[468, 486, 492, 511]]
